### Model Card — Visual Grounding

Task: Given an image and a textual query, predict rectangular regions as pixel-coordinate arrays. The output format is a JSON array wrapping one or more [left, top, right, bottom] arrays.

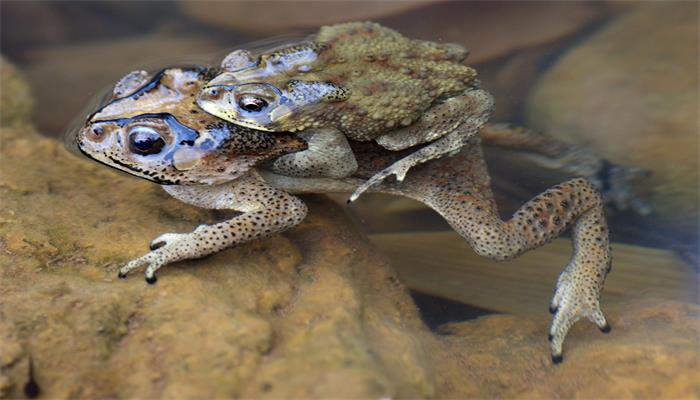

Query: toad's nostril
[[92, 126, 104, 136]]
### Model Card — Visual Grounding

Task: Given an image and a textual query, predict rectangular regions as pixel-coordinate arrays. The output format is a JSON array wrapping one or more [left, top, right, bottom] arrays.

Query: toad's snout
[[196, 85, 238, 121], [198, 86, 228, 104], [77, 121, 120, 155]]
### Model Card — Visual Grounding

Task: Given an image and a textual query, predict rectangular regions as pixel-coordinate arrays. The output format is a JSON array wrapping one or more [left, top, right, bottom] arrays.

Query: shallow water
[[1, 1, 698, 398]]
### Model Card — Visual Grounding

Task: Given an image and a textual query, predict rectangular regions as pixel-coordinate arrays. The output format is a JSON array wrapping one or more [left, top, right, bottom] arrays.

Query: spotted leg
[[480, 123, 651, 215], [349, 89, 494, 202], [385, 144, 611, 363], [117, 172, 307, 283], [548, 202, 611, 363]]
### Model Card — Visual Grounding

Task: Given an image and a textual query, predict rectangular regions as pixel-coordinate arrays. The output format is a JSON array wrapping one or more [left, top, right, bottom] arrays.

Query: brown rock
[[476, 43, 569, 121], [380, 1, 605, 64], [1, 63, 697, 399], [0, 119, 438, 397], [525, 2, 699, 238], [434, 299, 700, 398], [0, 56, 33, 127], [22, 34, 224, 136]]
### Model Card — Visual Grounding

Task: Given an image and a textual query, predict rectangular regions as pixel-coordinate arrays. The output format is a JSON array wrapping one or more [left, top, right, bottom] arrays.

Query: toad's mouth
[[77, 143, 177, 185], [105, 155, 178, 185]]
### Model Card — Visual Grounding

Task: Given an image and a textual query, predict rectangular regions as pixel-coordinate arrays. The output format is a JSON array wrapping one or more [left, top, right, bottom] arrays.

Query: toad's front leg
[[350, 89, 494, 202], [266, 128, 358, 178], [117, 173, 307, 283]]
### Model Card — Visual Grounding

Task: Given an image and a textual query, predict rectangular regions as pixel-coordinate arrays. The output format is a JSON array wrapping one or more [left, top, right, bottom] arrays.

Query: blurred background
[[2, 1, 623, 138], [2, 0, 698, 316]]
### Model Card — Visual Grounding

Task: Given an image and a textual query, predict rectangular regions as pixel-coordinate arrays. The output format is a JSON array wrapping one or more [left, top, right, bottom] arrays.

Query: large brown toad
[[198, 22, 487, 199]]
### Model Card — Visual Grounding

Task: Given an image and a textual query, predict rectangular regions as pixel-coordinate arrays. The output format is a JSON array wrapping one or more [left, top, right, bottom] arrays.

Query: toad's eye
[[238, 95, 268, 113], [128, 127, 165, 155]]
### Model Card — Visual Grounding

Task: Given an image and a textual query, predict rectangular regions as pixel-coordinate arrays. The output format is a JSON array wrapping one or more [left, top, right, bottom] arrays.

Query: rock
[[178, 1, 434, 35], [0, 120, 436, 397], [22, 34, 224, 136], [371, 232, 698, 315], [476, 43, 567, 121], [0, 56, 33, 127], [380, 1, 606, 64], [525, 3, 699, 238], [434, 299, 700, 398], [51, 2, 180, 42], [1, 63, 697, 398]]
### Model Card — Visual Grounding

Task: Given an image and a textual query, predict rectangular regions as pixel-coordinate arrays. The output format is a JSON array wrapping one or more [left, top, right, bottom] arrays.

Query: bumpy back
[[310, 22, 476, 139], [201, 22, 478, 141]]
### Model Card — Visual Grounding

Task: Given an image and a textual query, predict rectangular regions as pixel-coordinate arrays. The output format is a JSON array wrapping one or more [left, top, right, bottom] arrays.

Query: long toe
[[349, 179, 379, 202], [549, 304, 574, 360], [552, 353, 564, 365], [149, 241, 166, 250], [588, 307, 610, 332]]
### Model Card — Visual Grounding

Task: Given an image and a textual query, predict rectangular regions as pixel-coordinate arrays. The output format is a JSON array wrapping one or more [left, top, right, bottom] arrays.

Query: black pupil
[[240, 97, 267, 112], [129, 128, 165, 155]]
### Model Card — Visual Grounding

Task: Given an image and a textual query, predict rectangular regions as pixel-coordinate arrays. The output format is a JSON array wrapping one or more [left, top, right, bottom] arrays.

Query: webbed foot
[[118, 232, 194, 283], [548, 271, 610, 363]]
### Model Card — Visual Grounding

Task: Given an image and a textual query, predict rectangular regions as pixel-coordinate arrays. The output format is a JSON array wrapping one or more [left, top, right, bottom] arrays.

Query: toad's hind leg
[[393, 148, 611, 363]]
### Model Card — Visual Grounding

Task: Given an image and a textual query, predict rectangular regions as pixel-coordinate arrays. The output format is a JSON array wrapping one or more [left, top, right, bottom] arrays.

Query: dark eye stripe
[[92, 113, 200, 144]]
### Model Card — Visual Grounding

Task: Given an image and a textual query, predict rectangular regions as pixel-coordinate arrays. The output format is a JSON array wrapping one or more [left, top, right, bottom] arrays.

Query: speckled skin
[[77, 67, 307, 185], [77, 65, 641, 364], [200, 22, 475, 138], [77, 67, 311, 286], [196, 22, 652, 207], [125, 173, 308, 282], [260, 138, 613, 363], [197, 22, 483, 197]]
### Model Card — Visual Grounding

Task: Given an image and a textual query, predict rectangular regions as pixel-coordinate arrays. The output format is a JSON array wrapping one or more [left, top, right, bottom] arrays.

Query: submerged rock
[[526, 3, 699, 239], [381, 1, 606, 64], [434, 299, 700, 398], [0, 122, 436, 398]]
